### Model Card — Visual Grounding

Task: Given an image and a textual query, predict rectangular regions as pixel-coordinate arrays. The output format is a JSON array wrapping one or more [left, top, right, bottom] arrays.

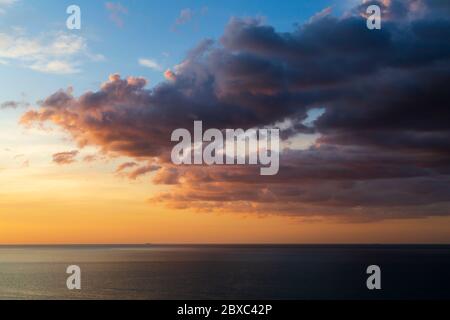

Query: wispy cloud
[[21, 159, 29, 168], [83, 154, 98, 163], [127, 164, 160, 180], [0, 100, 30, 109], [138, 58, 163, 71], [115, 161, 160, 180], [30, 60, 80, 74], [105, 2, 128, 27], [0, 0, 18, 14], [0, 31, 103, 74], [172, 7, 208, 31], [0, 0, 18, 4], [52, 150, 79, 165], [175, 8, 193, 26], [116, 162, 138, 173]]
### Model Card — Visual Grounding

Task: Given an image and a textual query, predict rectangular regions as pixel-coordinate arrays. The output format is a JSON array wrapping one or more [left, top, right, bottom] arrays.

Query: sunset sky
[[1, 0, 450, 244]]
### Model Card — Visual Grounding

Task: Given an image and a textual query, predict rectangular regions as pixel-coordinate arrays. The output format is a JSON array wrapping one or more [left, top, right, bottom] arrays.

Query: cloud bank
[[21, 0, 450, 221]]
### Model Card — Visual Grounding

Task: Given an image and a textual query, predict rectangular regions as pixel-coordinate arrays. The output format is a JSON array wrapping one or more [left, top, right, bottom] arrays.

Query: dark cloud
[[21, 0, 450, 221]]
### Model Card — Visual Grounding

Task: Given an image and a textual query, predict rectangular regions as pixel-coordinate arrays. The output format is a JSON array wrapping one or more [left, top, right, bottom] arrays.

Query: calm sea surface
[[0, 245, 449, 300]]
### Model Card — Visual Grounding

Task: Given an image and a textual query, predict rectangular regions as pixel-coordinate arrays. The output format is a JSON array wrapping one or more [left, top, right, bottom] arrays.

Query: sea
[[0, 245, 449, 300]]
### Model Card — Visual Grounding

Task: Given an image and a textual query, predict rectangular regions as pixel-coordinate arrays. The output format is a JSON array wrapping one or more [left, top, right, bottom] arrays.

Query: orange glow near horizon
[[1, 113, 449, 245], [1, 173, 450, 245], [0, 128, 449, 245], [2, 209, 450, 244]]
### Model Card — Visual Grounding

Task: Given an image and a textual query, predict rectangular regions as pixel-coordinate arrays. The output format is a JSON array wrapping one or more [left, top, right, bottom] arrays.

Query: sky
[[1, 0, 450, 244]]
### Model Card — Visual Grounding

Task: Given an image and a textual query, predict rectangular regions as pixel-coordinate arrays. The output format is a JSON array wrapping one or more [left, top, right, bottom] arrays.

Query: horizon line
[[1, 243, 450, 246]]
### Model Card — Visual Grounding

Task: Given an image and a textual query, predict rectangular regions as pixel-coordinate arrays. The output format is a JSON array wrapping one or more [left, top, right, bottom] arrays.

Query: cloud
[[30, 60, 80, 74], [309, 6, 333, 23], [153, 167, 180, 185], [21, 159, 29, 168], [52, 150, 79, 165], [175, 8, 193, 26], [127, 164, 160, 180], [114, 161, 160, 179], [139, 58, 162, 71], [0, 0, 17, 14], [21, 0, 450, 221], [163, 69, 176, 81], [105, 2, 128, 27], [1, 100, 29, 109], [83, 154, 98, 163], [116, 162, 138, 173], [0, 0, 18, 4], [172, 7, 208, 31], [0, 31, 102, 74]]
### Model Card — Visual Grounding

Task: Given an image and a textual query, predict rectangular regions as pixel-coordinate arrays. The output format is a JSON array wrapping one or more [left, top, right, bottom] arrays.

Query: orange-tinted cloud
[[52, 150, 79, 165], [83, 154, 98, 162], [127, 164, 160, 180], [164, 69, 176, 81], [20, 0, 450, 221], [116, 162, 138, 173]]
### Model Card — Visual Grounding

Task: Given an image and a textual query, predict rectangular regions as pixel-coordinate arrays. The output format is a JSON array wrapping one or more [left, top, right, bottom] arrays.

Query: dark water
[[0, 245, 449, 300]]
